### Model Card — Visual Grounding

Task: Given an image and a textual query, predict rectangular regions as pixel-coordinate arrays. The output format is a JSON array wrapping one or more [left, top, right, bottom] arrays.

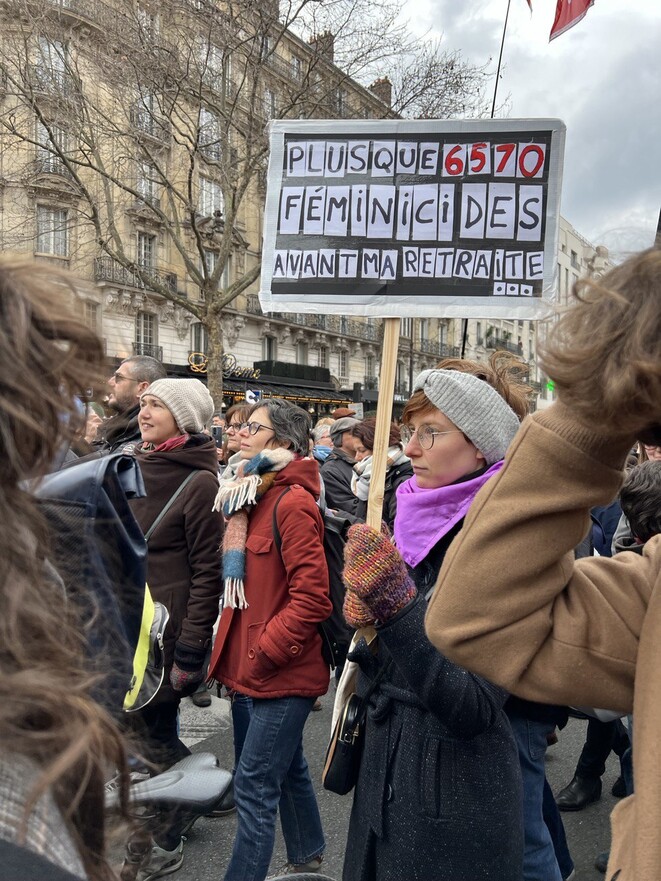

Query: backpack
[[272, 487, 358, 669], [33, 453, 168, 714]]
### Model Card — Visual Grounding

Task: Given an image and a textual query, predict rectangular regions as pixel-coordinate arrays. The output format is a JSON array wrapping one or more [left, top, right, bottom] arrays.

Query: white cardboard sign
[[260, 118, 565, 320]]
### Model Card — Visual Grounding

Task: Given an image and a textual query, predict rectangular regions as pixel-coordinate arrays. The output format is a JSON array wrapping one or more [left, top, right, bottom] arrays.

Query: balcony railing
[[418, 339, 461, 358], [94, 256, 177, 294], [133, 342, 163, 360], [47, 0, 102, 26], [129, 107, 170, 140], [33, 155, 73, 178], [243, 302, 384, 343], [28, 65, 78, 100], [486, 336, 524, 356]]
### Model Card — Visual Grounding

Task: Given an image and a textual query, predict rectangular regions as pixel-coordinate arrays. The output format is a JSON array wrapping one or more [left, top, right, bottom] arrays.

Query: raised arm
[[425, 403, 657, 715]]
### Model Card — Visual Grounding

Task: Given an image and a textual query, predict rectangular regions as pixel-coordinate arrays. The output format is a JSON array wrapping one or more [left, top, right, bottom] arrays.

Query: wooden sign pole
[[366, 317, 401, 530]]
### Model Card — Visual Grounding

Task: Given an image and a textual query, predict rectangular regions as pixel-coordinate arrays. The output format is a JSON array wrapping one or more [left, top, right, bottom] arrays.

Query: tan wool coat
[[426, 401, 661, 881]]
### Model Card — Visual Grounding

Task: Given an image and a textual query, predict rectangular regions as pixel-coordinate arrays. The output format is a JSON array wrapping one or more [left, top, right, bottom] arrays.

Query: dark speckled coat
[[343, 528, 523, 881]]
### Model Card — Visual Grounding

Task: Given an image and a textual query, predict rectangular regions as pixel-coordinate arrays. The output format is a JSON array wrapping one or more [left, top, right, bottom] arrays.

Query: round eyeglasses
[[240, 421, 276, 437], [400, 425, 461, 450]]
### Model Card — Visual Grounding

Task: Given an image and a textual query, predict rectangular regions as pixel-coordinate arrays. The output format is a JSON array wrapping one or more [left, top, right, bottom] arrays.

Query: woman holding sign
[[340, 357, 528, 881]]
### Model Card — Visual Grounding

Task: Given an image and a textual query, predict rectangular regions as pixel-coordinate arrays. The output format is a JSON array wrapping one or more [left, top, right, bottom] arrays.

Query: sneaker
[[136, 839, 184, 880], [267, 855, 323, 878]]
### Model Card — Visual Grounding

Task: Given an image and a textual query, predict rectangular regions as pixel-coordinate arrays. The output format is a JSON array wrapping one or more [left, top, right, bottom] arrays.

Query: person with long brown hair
[[0, 257, 128, 880], [426, 247, 661, 881]]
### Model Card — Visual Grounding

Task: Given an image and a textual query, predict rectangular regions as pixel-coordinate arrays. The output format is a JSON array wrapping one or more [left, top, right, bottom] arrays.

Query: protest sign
[[260, 118, 565, 319]]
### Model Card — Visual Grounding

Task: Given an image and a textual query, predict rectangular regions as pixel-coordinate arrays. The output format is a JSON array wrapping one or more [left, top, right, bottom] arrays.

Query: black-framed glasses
[[241, 421, 276, 437], [400, 424, 461, 450], [111, 372, 140, 384], [226, 422, 244, 433]]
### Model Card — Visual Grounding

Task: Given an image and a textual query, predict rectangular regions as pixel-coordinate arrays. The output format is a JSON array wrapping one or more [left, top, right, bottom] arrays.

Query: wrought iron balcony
[[94, 256, 177, 294], [486, 335, 523, 356], [33, 155, 74, 178], [28, 65, 79, 100], [133, 342, 163, 360], [47, 0, 102, 27]]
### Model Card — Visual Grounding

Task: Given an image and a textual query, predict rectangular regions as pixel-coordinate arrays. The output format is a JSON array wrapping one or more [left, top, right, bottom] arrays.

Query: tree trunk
[[205, 306, 224, 410]]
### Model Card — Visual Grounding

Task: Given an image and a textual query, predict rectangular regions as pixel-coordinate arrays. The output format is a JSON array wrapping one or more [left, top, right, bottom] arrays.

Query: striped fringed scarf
[[212, 447, 294, 609]]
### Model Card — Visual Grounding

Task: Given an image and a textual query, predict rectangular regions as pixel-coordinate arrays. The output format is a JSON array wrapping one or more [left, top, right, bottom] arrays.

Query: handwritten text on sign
[[273, 133, 551, 299]]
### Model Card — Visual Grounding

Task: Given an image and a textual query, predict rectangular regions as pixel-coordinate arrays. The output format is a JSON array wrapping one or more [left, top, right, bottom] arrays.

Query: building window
[[263, 335, 277, 361], [419, 318, 429, 342], [401, 317, 412, 338], [199, 175, 224, 217], [84, 301, 99, 333], [135, 311, 157, 353], [263, 88, 277, 119], [36, 206, 68, 256], [335, 87, 347, 115], [36, 120, 70, 174], [137, 6, 158, 39], [297, 341, 308, 365], [291, 55, 302, 80], [200, 108, 222, 161], [37, 37, 67, 79], [570, 250, 580, 270], [137, 161, 158, 206], [203, 249, 231, 289], [439, 322, 448, 346], [476, 321, 483, 345], [190, 322, 208, 353], [318, 346, 328, 369], [339, 349, 348, 380], [365, 354, 375, 378], [137, 231, 156, 269]]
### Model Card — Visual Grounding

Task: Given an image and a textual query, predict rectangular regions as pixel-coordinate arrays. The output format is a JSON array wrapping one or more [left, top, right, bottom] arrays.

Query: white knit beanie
[[141, 378, 214, 433], [412, 369, 520, 465]]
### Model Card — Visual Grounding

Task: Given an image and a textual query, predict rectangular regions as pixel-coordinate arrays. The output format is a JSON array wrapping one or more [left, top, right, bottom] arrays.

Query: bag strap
[[144, 471, 197, 542], [271, 486, 293, 555]]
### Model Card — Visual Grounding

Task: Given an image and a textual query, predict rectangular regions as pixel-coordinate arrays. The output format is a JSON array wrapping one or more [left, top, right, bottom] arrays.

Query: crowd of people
[[1, 248, 661, 881]]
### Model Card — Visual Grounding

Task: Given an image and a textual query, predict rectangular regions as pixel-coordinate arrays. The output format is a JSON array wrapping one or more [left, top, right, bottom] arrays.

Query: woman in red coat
[[210, 399, 331, 881]]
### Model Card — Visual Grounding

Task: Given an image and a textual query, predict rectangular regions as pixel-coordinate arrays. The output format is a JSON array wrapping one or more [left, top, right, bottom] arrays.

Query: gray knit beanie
[[141, 378, 214, 434], [412, 369, 520, 465]]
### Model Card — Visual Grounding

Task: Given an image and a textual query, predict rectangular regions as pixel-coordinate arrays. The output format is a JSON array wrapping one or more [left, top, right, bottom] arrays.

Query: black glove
[[170, 643, 207, 696]]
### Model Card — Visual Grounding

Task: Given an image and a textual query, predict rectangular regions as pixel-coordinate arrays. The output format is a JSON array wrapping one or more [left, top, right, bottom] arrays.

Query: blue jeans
[[231, 691, 253, 770], [224, 696, 325, 881], [509, 715, 563, 881]]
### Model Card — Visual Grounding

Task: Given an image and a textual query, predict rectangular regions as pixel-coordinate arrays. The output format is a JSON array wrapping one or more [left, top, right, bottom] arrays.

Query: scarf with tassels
[[212, 447, 294, 609]]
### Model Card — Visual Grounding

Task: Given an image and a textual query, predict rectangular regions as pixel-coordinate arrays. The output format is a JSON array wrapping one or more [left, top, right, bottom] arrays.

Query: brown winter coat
[[426, 401, 661, 881], [212, 457, 332, 700], [130, 434, 223, 702]]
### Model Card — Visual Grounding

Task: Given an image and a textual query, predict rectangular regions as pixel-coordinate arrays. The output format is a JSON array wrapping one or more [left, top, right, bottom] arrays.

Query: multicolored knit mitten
[[343, 587, 376, 629], [343, 523, 416, 624]]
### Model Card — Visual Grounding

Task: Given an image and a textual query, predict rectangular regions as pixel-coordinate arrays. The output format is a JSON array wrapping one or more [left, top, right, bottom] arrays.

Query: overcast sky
[[406, 0, 661, 259]]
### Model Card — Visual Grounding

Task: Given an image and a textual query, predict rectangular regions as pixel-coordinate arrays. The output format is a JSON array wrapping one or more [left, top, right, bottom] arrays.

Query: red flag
[[550, 0, 594, 40]]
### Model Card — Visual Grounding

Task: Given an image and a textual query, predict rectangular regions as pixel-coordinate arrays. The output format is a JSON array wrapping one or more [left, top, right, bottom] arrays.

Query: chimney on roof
[[369, 76, 392, 107], [308, 31, 334, 62]]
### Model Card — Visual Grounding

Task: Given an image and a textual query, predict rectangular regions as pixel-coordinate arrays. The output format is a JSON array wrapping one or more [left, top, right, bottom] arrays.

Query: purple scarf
[[393, 461, 504, 569]]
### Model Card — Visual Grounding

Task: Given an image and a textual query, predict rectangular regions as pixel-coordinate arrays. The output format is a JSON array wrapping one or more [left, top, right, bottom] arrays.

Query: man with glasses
[[95, 355, 166, 454], [320, 416, 361, 515]]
